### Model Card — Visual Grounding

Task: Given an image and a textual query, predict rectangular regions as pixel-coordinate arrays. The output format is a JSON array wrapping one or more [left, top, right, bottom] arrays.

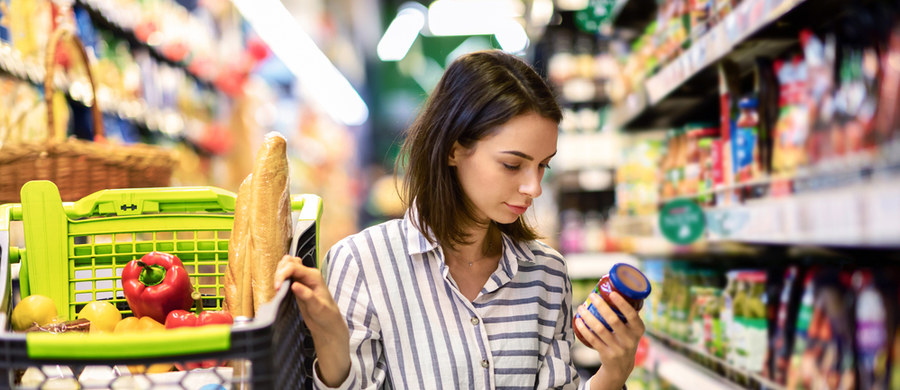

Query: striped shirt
[[312, 213, 591, 390]]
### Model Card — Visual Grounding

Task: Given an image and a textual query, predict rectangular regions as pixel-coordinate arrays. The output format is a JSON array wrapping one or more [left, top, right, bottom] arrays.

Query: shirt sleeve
[[535, 268, 582, 389], [312, 240, 388, 390]]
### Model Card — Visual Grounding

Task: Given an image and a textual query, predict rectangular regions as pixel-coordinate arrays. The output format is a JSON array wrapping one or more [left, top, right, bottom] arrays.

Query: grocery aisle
[[544, 0, 900, 389], [1, 0, 899, 389]]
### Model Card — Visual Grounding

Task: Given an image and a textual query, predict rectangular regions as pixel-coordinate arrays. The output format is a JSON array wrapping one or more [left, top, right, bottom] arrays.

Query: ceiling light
[[557, 0, 589, 11], [494, 19, 529, 53], [377, 3, 426, 61], [231, 0, 369, 126], [427, 0, 521, 36], [530, 0, 555, 27]]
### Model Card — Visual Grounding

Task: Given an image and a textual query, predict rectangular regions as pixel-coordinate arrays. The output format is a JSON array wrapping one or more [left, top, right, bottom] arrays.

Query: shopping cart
[[0, 180, 321, 389]]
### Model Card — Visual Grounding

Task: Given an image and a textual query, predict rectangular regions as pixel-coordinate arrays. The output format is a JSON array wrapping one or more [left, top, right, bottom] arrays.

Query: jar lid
[[609, 263, 651, 300]]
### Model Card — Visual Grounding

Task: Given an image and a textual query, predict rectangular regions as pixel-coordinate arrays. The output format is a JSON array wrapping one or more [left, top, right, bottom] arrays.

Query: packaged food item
[[735, 271, 768, 374], [716, 61, 741, 205], [769, 266, 805, 384], [785, 268, 817, 390], [684, 125, 718, 198], [0, 0, 10, 42], [755, 57, 779, 177], [791, 270, 854, 390], [722, 270, 744, 368], [772, 56, 810, 175], [875, 21, 900, 148], [802, 30, 837, 166], [574, 263, 652, 345], [734, 97, 759, 183], [853, 270, 890, 390]]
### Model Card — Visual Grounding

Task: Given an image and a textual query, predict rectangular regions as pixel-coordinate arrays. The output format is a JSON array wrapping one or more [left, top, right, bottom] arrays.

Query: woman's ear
[[448, 141, 465, 166]]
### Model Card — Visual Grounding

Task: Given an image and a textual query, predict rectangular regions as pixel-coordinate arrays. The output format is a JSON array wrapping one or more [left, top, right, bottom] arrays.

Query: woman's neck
[[446, 222, 502, 266]]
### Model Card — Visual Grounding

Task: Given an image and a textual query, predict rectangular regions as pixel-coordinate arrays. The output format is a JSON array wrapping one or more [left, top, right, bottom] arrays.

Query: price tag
[[659, 199, 706, 245]]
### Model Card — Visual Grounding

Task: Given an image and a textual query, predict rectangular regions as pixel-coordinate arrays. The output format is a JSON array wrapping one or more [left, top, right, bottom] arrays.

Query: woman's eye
[[503, 163, 520, 171], [540, 163, 551, 170]]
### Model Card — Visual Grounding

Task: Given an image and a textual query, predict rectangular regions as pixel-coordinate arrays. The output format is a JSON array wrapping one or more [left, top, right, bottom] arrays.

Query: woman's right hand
[[275, 255, 350, 386]]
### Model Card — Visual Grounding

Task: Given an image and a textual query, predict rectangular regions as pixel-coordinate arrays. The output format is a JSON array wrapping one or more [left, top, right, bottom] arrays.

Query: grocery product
[[853, 270, 890, 390], [165, 310, 234, 329], [76, 300, 122, 333], [224, 174, 254, 317], [248, 132, 292, 313], [11, 294, 58, 331], [121, 251, 195, 323], [113, 316, 172, 374], [768, 266, 804, 384], [165, 309, 235, 370], [734, 97, 759, 183], [574, 263, 651, 344]]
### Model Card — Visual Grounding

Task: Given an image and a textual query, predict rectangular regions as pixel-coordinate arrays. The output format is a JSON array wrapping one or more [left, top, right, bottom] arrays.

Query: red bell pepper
[[122, 252, 195, 323], [165, 309, 234, 369], [164, 310, 233, 329]]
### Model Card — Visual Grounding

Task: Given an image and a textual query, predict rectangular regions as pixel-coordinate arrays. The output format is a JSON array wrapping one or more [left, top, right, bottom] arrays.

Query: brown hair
[[397, 50, 562, 253]]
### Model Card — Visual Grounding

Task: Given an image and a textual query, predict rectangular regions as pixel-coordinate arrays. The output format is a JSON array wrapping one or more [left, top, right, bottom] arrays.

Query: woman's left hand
[[574, 291, 645, 390]]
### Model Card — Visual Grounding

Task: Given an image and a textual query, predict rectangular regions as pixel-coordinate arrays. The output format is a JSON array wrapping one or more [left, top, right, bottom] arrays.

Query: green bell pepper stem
[[137, 261, 166, 286]]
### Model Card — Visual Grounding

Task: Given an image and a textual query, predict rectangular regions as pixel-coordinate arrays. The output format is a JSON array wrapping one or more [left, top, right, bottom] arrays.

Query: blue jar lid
[[609, 263, 651, 300], [738, 97, 758, 109]]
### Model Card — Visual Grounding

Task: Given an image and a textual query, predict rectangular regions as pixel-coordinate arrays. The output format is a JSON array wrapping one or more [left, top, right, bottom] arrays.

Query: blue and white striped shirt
[[313, 213, 589, 389]]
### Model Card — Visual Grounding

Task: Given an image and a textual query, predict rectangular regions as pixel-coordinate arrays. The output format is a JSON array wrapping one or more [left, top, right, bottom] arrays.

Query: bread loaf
[[249, 132, 292, 313], [224, 174, 254, 317]]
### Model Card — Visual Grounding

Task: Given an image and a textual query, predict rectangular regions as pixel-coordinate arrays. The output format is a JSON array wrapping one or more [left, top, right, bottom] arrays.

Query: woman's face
[[449, 111, 558, 225]]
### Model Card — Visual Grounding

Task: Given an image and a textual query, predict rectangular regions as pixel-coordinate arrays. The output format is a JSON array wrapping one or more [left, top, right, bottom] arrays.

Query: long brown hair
[[397, 50, 562, 253]]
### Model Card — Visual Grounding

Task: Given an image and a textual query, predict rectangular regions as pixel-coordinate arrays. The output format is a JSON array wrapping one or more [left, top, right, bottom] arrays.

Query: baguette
[[249, 132, 292, 313], [224, 174, 254, 317]]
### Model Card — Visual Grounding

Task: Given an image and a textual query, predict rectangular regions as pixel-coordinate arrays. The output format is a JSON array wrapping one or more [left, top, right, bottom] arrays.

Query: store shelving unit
[[646, 330, 784, 390], [74, 0, 218, 91], [542, 0, 900, 387], [608, 0, 856, 130]]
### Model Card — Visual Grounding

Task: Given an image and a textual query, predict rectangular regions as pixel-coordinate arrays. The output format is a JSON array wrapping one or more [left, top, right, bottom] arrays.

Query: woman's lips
[[505, 203, 528, 215]]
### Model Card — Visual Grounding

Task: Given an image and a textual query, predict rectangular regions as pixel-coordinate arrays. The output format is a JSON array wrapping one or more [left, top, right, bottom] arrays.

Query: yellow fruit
[[11, 295, 58, 331], [77, 301, 122, 333]]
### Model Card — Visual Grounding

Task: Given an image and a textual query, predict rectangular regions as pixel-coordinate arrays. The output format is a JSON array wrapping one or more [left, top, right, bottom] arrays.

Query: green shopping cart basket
[[0, 180, 322, 389]]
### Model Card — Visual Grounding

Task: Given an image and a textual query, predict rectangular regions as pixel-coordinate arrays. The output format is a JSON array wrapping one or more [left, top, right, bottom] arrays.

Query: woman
[[275, 50, 645, 390]]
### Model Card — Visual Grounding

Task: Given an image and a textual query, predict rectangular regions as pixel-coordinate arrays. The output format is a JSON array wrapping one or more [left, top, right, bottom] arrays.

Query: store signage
[[575, 0, 615, 33], [659, 199, 706, 245]]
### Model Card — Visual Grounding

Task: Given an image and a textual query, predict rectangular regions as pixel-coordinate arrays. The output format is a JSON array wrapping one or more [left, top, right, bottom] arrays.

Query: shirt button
[[481, 360, 489, 368], [470, 317, 479, 325]]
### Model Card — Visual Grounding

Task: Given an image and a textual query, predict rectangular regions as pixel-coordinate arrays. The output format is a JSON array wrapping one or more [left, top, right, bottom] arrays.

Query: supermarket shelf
[[75, 0, 217, 92], [0, 41, 196, 141], [610, 169, 900, 256], [610, 0, 853, 130], [647, 330, 785, 390], [566, 252, 639, 279], [644, 336, 744, 390], [643, 0, 807, 105]]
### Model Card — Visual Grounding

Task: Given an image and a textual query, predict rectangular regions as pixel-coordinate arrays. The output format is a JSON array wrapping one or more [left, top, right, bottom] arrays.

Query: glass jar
[[574, 263, 652, 345]]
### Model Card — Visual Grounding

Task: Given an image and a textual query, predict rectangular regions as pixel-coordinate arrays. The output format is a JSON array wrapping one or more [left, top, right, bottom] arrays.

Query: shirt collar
[[403, 209, 537, 264]]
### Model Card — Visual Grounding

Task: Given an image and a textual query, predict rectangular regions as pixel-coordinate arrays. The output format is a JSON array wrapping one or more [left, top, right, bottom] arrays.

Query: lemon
[[11, 295, 58, 331], [77, 301, 122, 333]]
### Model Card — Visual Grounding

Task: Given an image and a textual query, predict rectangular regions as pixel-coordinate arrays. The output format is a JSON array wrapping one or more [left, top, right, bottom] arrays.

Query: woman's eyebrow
[[500, 150, 558, 160]]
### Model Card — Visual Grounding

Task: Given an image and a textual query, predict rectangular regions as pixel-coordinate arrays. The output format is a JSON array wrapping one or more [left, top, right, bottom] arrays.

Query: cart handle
[[25, 324, 231, 360], [64, 186, 239, 218]]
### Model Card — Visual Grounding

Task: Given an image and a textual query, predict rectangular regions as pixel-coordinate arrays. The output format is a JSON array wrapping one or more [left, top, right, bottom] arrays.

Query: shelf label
[[659, 199, 706, 245]]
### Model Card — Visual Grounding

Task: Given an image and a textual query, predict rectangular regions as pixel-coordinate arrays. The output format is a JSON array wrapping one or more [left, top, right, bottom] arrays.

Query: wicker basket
[[0, 28, 174, 203]]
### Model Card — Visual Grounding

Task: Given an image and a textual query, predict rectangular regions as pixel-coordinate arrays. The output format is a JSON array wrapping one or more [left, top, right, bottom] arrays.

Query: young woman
[[275, 50, 645, 390]]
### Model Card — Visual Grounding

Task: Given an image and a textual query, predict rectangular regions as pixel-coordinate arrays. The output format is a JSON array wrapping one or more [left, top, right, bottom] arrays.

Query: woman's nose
[[519, 170, 542, 198]]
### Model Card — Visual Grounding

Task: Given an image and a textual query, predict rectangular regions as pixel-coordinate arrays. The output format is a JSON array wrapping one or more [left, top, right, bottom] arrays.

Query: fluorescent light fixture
[[377, 3, 426, 62], [556, 0, 589, 11], [530, 0, 554, 27], [231, 0, 369, 126], [428, 0, 522, 36], [494, 19, 529, 53]]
